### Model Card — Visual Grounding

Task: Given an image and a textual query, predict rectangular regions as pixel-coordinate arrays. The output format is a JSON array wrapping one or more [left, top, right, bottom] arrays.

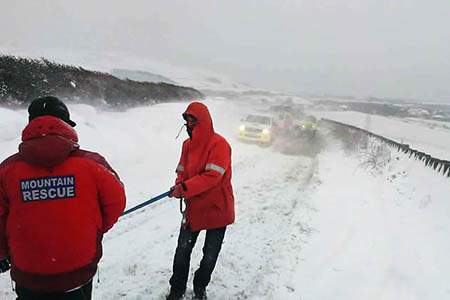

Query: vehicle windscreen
[[245, 115, 272, 125], [305, 116, 317, 123]]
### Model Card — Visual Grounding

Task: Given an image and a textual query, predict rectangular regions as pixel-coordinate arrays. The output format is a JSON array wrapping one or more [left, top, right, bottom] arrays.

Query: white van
[[237, 114, 276, 144]]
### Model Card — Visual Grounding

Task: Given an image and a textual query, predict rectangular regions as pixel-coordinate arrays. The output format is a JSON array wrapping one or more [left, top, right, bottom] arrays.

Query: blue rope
[[121, 190, 172, 217]]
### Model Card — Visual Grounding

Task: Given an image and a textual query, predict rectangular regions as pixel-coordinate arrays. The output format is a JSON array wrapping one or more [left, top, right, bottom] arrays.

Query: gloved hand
[[169, 183, 184, 198], [0, 257, 10, 273]]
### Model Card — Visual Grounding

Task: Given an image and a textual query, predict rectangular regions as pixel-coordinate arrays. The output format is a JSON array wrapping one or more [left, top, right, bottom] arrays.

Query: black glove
[[0, 257, 10, 273], [169, 182, 187, 199]]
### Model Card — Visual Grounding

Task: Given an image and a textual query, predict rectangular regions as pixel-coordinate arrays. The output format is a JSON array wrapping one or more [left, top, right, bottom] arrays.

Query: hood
[[183, 102, 214, 146], [19, 116, 79, 168]]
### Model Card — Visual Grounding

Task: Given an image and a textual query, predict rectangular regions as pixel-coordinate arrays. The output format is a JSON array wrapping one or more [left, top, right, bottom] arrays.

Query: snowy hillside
[[312, 110, 450, 161], [0, 46, 253, 93], [1, 97, 450, 300]]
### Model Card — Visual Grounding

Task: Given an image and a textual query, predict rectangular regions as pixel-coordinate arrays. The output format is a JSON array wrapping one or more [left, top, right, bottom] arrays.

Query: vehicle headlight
[[302, 124, 306, 129], [262, 128, 270, 134], [239, 125, 246, 131]]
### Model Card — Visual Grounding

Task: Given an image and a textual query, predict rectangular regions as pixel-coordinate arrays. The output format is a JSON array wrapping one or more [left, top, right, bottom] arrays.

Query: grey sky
[[2, 0, 450, 101]]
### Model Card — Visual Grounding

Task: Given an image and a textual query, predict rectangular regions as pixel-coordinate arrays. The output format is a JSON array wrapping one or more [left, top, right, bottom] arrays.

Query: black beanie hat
[[28, 96, 76, 127]]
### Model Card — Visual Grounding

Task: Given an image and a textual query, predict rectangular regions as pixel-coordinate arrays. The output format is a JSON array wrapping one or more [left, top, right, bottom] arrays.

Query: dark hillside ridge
[[0, 55, 204, 107]]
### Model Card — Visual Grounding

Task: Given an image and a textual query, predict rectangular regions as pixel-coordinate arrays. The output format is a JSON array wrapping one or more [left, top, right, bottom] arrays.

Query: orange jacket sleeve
[[0, 177, 8, 258], [175, 140, 188, 184], [92, 163, 126, 233]]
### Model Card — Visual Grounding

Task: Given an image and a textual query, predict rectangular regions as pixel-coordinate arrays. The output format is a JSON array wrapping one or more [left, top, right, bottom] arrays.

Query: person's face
[[186, 115, 197, 129], [185, 115, 197, 139]]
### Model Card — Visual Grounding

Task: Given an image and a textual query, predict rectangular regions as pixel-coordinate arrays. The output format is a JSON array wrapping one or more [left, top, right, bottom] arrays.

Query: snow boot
[[166, 289, 184, 300], [193, 288, 207, 300]]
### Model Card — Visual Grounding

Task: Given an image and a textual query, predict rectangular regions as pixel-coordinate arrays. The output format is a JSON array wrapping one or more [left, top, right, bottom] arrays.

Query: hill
[[0, 55, 204, 107]]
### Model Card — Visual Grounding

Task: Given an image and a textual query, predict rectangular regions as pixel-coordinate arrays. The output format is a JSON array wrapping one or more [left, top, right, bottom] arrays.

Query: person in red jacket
[[166, 102, 235, 300], [0, 96, 126, 300]]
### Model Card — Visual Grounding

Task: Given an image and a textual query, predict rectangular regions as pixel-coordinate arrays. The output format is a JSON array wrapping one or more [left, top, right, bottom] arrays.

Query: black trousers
[[15, 280, 92, 300], [169, 225, 226, 294]]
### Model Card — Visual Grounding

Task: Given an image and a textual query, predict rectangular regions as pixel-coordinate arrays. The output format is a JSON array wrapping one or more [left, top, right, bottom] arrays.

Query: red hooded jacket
[[175, 102, 234, 231], [0, 116, 126, 292]]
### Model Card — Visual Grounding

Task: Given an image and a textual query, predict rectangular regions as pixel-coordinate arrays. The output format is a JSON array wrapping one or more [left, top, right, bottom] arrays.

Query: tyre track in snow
[[209, 142, 319, 299], [93, 198, 182, 300]]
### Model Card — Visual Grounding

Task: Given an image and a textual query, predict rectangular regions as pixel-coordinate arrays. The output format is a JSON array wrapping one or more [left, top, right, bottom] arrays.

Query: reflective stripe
[[205, 163, 225, 175], [65, 278, 93, 292], [176, 165, 184, 172]]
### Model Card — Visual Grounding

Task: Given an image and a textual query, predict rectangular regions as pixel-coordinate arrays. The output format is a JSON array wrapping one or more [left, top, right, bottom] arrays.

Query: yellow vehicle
[[238, 114, 275, 145], [293, 115, 318, 139]]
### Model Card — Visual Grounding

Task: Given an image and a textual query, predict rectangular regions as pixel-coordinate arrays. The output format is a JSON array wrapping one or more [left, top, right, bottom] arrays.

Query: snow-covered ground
[[312, 110, 450, 161], [1, 96, 450, 300], [1, 45, 450, 300]]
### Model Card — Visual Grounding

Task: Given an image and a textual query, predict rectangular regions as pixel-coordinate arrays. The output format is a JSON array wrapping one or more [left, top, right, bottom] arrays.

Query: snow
[[295, 150, 450, 300], [312, 110, 450, 161], [1, 50, 450, 299], [1, 97, 450, 300]]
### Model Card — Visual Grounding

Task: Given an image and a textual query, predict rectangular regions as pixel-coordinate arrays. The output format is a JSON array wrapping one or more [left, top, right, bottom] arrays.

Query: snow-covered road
[[92, 102, 322, 299], [1, 99, 450, 300]]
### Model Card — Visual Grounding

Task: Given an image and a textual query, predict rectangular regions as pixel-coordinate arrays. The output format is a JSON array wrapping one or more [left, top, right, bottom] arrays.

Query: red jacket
[[0, 116, 126, 292], [175, 102, 234, 231]]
